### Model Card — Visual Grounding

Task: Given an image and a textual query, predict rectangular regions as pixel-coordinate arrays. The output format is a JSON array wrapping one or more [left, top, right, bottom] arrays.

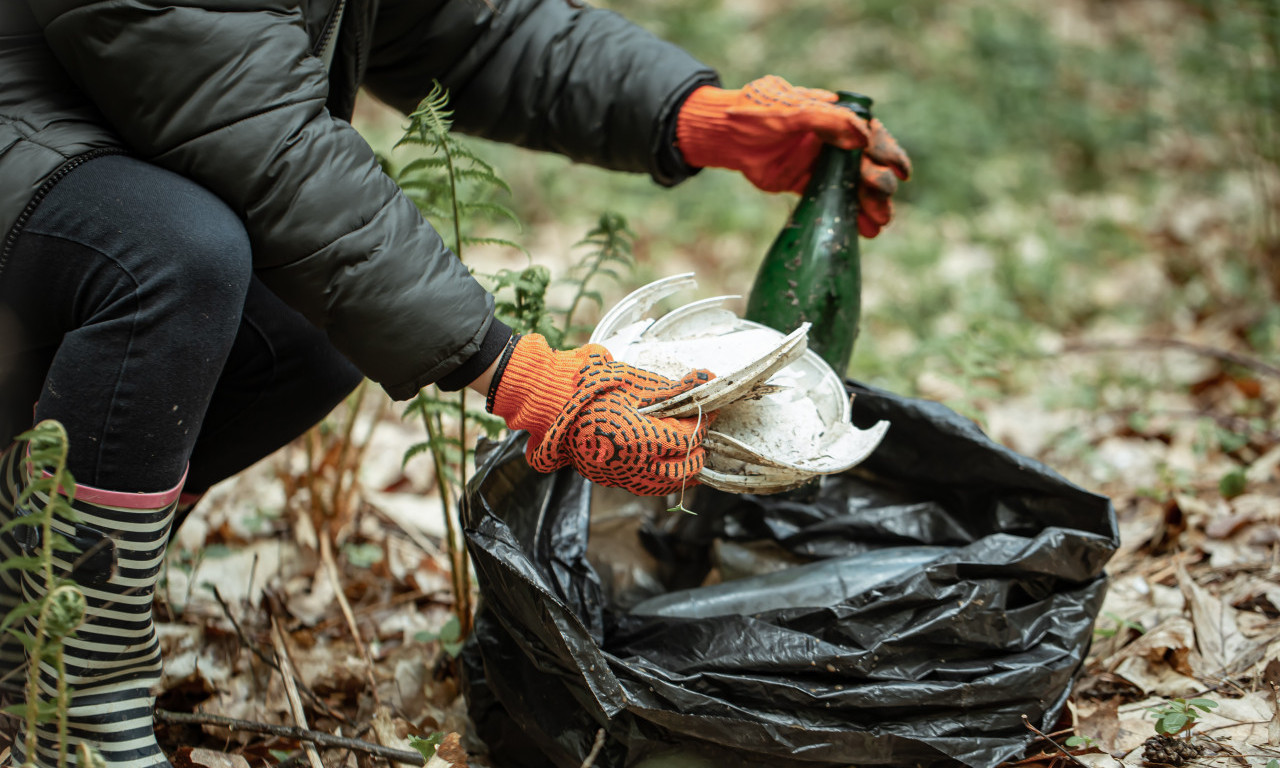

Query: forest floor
[[125, 302, 1280, 768]]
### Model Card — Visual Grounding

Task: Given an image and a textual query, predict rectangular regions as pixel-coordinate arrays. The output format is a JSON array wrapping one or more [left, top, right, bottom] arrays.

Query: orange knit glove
[[489, 334, 714, 496], [676, 75, 912, 237]]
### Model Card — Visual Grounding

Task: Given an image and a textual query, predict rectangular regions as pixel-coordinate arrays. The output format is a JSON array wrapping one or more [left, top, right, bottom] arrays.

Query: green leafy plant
[[408, 732, 446, 762], [1064, 734, 1096, 749], [488, 211, 639, 349], [343, 541, 384, 569], [490, 264, 562, 346], [1218, 467, 1248, 499], [0, 420, 103, 768], [560, 212, 639, 344], [382, 83, 523, 638], [1092, 611, 1146, 639], [387, 83, 636, 641], [414, 614, 464, 658], [1148, 697, 1218, 736], [392, 82, 524, 258]]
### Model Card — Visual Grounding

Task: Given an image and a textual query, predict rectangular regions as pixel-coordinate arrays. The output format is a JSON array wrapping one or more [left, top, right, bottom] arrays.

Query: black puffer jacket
[[0, 0, 716, 399]]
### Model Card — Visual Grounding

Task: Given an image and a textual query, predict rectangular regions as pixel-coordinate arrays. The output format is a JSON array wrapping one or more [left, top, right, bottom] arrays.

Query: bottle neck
[[800, 91, 871, 207], [801, 142, 860, 211]]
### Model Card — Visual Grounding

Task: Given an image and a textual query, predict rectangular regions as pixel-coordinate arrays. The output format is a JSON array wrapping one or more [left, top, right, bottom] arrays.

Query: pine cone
[[1142, 734, 1204, 766]]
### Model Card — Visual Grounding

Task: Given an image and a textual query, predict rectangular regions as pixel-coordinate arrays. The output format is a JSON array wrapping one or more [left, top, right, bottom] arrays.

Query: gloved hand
[[676, 75, 912, 237], [488, 334, 713, 496]]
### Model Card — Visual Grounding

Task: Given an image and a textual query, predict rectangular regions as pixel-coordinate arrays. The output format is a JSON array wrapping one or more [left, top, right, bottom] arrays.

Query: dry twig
[[210, 586, 348, 725], [579, 729, 606, 768], [271, 619, 325, 768], [320, 534, 381, 706], [1020, 714, 1088, 768], [154, 710, 426, 766]]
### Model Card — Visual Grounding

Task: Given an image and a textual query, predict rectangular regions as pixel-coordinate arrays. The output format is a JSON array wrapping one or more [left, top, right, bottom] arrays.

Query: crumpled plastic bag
[[460, 381, 1118, 768]]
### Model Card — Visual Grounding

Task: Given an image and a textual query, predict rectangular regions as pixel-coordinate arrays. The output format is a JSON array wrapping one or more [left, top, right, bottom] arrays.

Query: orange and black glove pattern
[[676, 75, 912, 237], [488, 334, 713, 496]]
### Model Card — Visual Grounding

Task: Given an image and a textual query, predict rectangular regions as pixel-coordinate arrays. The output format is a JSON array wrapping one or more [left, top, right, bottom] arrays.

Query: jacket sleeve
[[364, 0, 720, 187], [27, 0, 495, 400]]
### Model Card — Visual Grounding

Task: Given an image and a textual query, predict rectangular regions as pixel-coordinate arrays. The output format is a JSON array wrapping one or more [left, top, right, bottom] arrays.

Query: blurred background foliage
[[356, 0, 1279, 497]]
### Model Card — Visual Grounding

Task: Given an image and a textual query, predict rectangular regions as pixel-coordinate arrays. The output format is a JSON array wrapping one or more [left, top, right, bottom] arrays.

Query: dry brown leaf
[[1230, 492, 1280, 519], [1091, 574, 1185, 661], [284, 558, 338, 625], [1245, 444, 1280, 484], [1248, 524, 1280, 547], [1204, 510, 1256, 539], [371, 707, 417, 768], [428, 732, 468, 768], [157, 623, 234, 693], [1073, 696, 1122, 754], [1264, 659, 1280, 688], [166, 538, 295, 617], [1107, 616, 1202, 695], [1073, 753, 1126, 768], [1222, 574, 1280, 626], [1178, 564, 1252, 676], [1188, 691, 1274, 746], [173, 748, 252, 768]]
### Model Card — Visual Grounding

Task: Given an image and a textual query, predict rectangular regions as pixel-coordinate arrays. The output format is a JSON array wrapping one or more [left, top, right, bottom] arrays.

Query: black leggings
[[0, 154, 364, 494]]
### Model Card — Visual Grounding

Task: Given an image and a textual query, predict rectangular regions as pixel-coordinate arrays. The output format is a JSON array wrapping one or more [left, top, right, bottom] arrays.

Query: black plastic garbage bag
[[460, 381, 1118, 768]]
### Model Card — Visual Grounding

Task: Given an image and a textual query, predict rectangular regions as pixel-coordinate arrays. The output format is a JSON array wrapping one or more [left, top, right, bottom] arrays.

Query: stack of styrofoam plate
[[590, 274, 889, 494]]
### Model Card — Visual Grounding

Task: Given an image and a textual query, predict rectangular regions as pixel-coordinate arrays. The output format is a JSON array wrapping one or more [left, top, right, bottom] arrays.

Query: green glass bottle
[[744, 91, 871, 376]]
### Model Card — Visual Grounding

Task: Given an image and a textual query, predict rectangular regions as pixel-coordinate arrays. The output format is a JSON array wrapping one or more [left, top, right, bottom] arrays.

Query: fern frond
[[460, 236, 529, 255], [450, 166, 511, 193], [561, 211, 637, 343], [456, 200, 522, 226], [404, 82, 454, 138], [398, 157, 451, 175], [575, 289, 605, 309], [400, 441, 433, 468], [465, 411, 508, 440], [409, 202, 455, 222]]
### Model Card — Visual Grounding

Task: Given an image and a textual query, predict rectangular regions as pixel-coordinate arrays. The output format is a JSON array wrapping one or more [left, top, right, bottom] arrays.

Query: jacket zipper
[[351, 0, 365, 83], [0, 147, 126, 282], [313, 0, 347, 66]]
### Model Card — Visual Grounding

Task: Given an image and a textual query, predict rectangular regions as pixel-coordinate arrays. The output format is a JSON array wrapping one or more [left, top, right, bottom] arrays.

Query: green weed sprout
[[1149, 697, 1217, 736]]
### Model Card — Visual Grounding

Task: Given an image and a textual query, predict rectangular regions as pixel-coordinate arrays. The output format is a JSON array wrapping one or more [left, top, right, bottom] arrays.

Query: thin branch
[[319, 535, 381, 706], [271, 619, 325, 768], [420, 407, 471, 638], [1021, 714, 1088, 768], [1199, 720, 1272, 734], [456, 390, 473, 633], [154, 710, 426, 766], [308, 587, 442, 634], [366, 503, 445, 562], [1006, 728, 1087, 766], [350, 392, 390, 493], [579, 729, 606, 768], [210, 586, 349, 725], [330, 380, 369, 519]]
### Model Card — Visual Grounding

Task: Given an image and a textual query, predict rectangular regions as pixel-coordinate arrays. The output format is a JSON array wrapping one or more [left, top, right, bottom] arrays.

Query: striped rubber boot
[[9, 448, 182, 768], [0, 443, 29, 688]]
